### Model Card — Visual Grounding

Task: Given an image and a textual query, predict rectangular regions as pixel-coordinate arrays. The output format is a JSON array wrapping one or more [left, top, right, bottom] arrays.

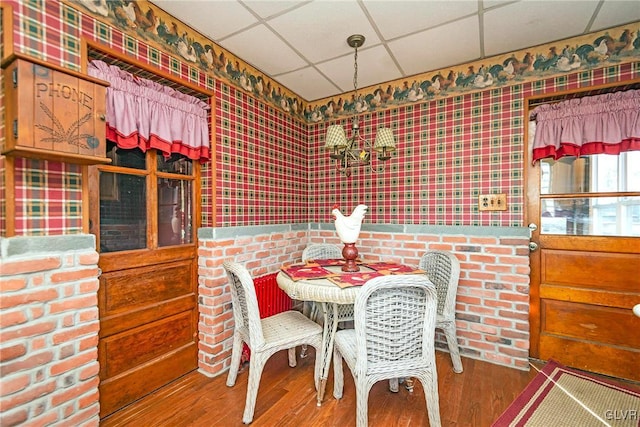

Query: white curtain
[[88, 60, 211, 162]]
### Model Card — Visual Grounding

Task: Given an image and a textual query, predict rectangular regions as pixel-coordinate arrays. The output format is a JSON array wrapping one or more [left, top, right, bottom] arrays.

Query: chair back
[[223, 261, 265, 348], [354, 275, 437, 377], [419, 250, 460, 319], [302, 243, 342, 262]]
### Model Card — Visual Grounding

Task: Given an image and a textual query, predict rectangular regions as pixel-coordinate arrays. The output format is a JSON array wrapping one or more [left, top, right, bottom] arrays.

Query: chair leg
[[420, 373, 442, 427], [287, 347, 297, 367], [242, 354, 267, 424], [443, 323, 463, 373], [332, 349, 344, 399], [355, 381, 370, 427], [313, 342, 322, 390], [226, 334, 244, 387]]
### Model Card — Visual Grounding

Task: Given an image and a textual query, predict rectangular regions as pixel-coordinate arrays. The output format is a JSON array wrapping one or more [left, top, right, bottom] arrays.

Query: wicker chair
[[419, 249, 463, 373], [332, 274, 441, 427], [223, 261, 323, 424], [301, 244, 344, 321]]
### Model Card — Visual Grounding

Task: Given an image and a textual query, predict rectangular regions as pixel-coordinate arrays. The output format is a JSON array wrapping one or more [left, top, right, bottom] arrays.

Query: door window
[[99, 142, 195, 252], [540, 151, 640, 236]]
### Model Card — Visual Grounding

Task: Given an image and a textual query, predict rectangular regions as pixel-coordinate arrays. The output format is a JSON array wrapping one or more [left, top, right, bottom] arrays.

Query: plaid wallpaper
[[13, 158, 83, 234], [2, 0, 639, 234]]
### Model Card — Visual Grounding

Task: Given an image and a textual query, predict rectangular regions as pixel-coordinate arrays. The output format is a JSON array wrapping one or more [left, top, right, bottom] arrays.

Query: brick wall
[[0, 235, 100, 426], [196, 225, 308, 377], [310, 225, 531, 369], [197, 223, 531, 375]]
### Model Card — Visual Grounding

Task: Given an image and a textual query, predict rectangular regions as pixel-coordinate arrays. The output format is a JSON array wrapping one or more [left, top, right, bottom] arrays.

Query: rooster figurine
[[332, 204, 368, 243], [332, 204, 368, 272]]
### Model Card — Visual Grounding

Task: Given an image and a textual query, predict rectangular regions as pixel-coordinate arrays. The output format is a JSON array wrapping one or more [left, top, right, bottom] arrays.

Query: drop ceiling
[[149, 0, 640, 101]]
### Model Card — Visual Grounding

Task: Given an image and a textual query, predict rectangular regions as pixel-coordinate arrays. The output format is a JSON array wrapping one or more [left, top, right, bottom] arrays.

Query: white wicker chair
[[301, 244, 344, 322], [223, 261, 323, 424], [419, 250, 463, 373], [332, 274, 442, 427]]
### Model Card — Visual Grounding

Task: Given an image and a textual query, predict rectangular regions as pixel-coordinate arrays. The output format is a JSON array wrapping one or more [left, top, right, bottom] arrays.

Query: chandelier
[[324, 34, 396, 177]]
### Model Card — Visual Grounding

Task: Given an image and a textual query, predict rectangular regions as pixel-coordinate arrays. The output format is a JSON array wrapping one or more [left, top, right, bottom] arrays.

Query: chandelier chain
[[353, 45, 358, 100]]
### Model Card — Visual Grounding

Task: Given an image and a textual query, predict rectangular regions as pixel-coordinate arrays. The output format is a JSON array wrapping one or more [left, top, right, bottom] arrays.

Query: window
[[540, 151, 640, 236]]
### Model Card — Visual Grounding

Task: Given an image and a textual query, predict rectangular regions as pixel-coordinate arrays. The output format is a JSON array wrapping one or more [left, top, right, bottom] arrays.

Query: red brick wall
[[197, 225, 531, 374], [310, 227, 531, 369], [0, 235, 101, 426]]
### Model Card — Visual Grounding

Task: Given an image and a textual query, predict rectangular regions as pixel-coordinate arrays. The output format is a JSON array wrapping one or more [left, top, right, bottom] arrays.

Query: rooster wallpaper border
[[54, 2, 640, 124]]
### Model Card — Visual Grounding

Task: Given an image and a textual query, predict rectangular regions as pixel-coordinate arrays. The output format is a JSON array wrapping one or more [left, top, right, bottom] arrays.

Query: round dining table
[[276, 260, 428, 406]]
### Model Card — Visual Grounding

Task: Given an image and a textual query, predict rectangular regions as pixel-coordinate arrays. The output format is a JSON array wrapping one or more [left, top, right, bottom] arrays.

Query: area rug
[[493, 359, 640, 427]]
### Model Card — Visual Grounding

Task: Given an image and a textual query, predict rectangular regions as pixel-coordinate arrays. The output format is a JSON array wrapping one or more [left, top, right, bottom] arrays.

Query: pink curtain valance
[[530, 89, 640, 164], [87, 60, 211, 162]]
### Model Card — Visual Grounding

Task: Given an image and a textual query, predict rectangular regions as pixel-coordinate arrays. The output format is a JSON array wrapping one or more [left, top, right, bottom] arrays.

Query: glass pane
[[540, 196, 640, 236], [541, 152, 639, 194], [100, 172, 147, 252], [158, 178, 193, 246], [106, 142, 146, 170], [157, 153, 193, 175]]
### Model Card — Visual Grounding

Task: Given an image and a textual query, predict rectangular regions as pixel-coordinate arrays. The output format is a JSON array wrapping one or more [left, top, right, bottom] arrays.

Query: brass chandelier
[[324, 34, 396, 177]]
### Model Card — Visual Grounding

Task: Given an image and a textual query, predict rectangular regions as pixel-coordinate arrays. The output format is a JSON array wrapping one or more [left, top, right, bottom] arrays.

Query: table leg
[[316, 301, 339, 406]]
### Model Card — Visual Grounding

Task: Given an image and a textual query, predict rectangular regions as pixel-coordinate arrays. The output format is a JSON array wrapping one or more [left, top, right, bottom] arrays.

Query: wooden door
[[527, 123, 640, 381], [90, 146, 200, 418]]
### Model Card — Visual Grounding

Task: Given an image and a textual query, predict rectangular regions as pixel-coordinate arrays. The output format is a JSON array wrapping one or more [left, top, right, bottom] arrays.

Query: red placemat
[[365, 262, 425, 275], [328, 271, 383, 289], [306, 258, 346, 267], [281, 264, 336, 281], [307, 258, 364, 267]]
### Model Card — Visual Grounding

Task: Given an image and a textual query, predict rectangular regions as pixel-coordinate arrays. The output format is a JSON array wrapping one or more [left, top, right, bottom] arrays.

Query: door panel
[[97, 251, 198, 418], [541, 249, 640, 291], [98, 343, 197, 418]]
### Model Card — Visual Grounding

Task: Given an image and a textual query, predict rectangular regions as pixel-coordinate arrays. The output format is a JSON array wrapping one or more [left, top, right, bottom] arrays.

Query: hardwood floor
[[100, 350, 542, 427]]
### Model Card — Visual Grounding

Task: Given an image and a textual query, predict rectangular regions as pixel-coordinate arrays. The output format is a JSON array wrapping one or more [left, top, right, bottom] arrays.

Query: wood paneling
[[542, 249, 640, 291]]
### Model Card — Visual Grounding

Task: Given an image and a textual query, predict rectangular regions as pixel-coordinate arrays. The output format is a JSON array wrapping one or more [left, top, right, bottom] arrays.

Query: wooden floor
[[100, 350, 545, 427]]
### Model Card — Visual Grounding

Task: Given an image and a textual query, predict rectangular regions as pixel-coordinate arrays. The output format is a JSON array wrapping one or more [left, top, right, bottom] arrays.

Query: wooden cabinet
[[2, 53, 111, 164]]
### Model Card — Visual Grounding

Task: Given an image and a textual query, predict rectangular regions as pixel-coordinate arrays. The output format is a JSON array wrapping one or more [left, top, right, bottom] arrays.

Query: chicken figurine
[[332, 204, 368, 272]]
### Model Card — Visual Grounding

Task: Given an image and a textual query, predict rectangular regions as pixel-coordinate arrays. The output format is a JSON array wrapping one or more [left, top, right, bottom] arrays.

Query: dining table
[[276, 258, 426, 406]]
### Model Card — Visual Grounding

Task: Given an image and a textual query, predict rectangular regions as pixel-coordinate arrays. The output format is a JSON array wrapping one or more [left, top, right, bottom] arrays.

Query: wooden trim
[[1, 52, 110, 87], [148, 150, 158, 249], [210, 98, 217, 227], [1, 3, 15, 62], [4, 156, 16, 236], [193, 162, 202, 243], [81, 165, 89, 233], [527, 76, 640, 105], [84, 40, 214, 97]]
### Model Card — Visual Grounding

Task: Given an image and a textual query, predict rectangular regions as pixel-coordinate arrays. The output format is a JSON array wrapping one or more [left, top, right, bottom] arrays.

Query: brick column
[[0, 235, 101, 426]]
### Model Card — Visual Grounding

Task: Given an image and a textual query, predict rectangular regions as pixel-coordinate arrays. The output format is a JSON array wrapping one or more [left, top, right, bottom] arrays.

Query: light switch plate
[[479, 194, 507, 211]]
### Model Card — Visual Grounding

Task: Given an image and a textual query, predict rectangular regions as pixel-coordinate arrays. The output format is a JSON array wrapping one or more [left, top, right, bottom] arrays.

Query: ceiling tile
[[268, 1, 380, 63], [277, 67, 341, 101], [243, 0, 310, 19], [151, 0, 257, 39], [363, 0, 478, 40], [317, 44, 402, 94], [388, 16, 481, 75], [483, 1, 600, 57], [591, 0, 640, 31], [218, 25, 307, 75]]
